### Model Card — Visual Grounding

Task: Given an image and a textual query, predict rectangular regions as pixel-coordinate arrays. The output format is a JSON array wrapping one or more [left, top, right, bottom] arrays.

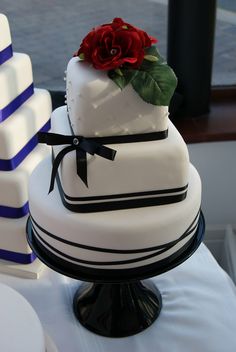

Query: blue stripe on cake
[[0, 119, 51, 171], [0, 202, 29, 218], [0, 44, 13, 65], [0, 83, 34, 123], [0, 248, 36, 263]]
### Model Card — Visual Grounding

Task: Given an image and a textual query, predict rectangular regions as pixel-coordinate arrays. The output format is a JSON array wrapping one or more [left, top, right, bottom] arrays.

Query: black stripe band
[[56, 171, 188, 213], [64, 184, 188, 202], [30, 209, 200, 255], [32, 223, 197, 266], [31, 221, 198, 268], [84, 129, 168, 144]]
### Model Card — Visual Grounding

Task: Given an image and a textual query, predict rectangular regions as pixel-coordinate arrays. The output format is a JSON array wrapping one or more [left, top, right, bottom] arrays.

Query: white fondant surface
[[0, 52, 33, 109], [0, 215, 33, 253], [0, 88, 51, 159], [0, 283, 45, 352], [0, 144, 50, 208], [52, 106, 189, 197], [29, 157, 201, 269], [66, 58, 169, 137], [0, 14, 11, 51]]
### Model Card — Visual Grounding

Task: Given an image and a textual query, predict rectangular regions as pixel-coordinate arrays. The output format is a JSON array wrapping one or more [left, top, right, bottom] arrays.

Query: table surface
[[0, 243, 236, 352]]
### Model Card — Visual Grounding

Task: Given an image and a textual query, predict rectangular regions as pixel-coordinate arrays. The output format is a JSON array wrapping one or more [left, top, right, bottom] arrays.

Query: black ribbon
[[38, 132, 117, 193]]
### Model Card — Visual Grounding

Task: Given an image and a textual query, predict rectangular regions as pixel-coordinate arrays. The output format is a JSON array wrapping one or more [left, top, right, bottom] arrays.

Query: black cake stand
[[27, 212, 205, 338]]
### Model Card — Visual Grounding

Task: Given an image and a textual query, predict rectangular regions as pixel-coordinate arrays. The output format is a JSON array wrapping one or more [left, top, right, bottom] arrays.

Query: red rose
[[74, 18, 157, 70]]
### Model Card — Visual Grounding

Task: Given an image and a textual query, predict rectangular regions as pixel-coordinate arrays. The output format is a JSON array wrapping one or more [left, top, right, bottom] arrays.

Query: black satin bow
[[38, 132, 117, 193]]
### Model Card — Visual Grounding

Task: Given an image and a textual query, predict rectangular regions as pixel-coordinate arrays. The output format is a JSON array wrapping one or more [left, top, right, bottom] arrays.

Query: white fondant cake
[[28, 19, 202, 272], [0, 14, 11, 51], [0, 13, 52, 264], [0, 88, 51, 160], [0, 144, 50, 209], [67, 58, 169, 137], [0, 283, 45, 352], [0, 52, 33, 110], [29, 157, 201, 270], [0, 215, 34, 255]]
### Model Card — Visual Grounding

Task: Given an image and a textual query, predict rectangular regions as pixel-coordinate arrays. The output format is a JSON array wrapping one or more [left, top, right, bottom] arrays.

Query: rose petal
[[149, 35, 158, 44], [75, 17, 158, 70], [123, 57, 138, 64], [104, 35, 112, 53], [112, 18, 124, 25]]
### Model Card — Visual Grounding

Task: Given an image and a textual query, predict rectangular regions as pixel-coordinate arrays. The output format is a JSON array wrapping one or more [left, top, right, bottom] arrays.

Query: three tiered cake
[[0, 14, 51, 263], [28, 18, 201, 272]]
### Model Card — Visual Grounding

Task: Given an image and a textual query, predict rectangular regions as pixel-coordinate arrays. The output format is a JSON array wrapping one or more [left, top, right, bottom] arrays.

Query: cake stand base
[[27, 212, 205, 337], [73, 280, 162, 337]]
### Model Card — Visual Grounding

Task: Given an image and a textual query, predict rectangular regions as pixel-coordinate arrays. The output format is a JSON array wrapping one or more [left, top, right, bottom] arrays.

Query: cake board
[[44, 332, 58, 352], [0, 257, 45, 279], [27, 212, 205, 337]]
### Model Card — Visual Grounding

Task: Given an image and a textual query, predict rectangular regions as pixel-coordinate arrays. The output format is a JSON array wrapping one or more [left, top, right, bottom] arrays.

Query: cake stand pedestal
[[27, 212, 205, 338], [74, 280, 161, 337]]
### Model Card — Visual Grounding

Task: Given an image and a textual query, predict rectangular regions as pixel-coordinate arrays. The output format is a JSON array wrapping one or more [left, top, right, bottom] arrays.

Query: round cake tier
[[0, 283, 45, 352], [29, 157, 201, 271]]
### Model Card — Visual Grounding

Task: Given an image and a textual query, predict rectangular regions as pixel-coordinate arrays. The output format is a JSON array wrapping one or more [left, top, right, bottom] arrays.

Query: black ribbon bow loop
[[38, 132, 117, 193]]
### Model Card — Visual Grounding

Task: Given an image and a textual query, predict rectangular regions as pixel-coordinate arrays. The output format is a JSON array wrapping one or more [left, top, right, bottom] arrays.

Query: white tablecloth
[[0, 243, 236, 352]]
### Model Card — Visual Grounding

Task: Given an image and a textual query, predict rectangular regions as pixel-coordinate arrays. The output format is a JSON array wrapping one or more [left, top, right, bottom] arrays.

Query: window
[[213, 2, 236, 85]]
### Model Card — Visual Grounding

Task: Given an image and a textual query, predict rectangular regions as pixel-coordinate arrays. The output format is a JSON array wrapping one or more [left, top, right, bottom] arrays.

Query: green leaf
[[114, 68, 123, 76], [144, 46, 159, 57], [144, 55, 158, 62], [107, 46, 177, 105], [79, 53, 85, 60], [143, 46, 165, 65], [108, 69, 138, 90], [131, 61, 177, 105]]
